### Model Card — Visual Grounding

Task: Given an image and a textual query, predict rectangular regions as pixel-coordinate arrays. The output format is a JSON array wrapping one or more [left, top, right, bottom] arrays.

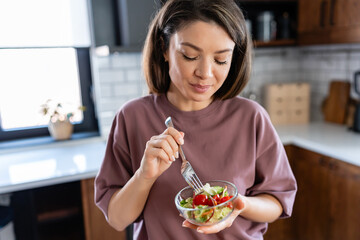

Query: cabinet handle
[[320, 1, 327, 27], [329, 0, 336, 25], [319, 157, 327, 166]]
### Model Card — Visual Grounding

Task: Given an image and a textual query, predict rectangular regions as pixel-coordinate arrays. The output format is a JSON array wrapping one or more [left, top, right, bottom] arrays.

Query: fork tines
[[182, 164, 204, 194]]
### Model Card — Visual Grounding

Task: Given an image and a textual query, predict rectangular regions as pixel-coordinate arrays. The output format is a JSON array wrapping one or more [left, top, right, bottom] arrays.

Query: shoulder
[[224, 96, 268, 116], [116, 95, 156, 116]]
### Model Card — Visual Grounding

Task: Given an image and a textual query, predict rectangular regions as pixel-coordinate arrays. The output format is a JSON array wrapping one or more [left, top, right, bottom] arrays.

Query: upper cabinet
[[298, 0, 360, 45]]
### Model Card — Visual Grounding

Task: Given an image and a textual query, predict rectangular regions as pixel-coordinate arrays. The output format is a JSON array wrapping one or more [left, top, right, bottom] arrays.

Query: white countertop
[[0, 137, 106, 194], [275, 122, 360, 167], [0, 122, 359, 194]]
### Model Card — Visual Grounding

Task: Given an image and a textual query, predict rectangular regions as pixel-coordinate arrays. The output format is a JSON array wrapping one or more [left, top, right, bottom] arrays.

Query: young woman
[[95, 0, 297, 239]]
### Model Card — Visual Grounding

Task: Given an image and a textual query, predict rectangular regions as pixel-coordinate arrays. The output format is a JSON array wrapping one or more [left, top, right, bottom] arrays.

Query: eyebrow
[[181, 42, 233, 54]]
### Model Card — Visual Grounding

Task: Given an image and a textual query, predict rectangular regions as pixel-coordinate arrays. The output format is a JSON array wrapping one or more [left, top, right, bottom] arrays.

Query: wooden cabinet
[[298, 0, 360, 44], [81, 178, 127, 240], [265, 145, 360, 240]]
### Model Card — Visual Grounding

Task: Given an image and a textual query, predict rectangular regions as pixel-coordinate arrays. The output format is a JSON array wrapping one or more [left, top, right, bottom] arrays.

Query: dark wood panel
[[265, 145, 360, 240], [81, 178, 126, 240]]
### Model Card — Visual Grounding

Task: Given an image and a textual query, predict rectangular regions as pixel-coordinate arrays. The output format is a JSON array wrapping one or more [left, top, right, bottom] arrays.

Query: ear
[[160, 36, 169, 62], [163, 50, 169, 62]]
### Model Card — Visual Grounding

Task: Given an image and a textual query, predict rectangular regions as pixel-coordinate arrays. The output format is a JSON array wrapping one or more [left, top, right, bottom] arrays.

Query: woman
[[95, 0, 297, 239]]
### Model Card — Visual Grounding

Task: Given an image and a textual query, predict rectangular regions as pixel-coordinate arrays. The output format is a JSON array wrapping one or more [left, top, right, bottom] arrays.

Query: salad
[[179, 183, 234, 224]]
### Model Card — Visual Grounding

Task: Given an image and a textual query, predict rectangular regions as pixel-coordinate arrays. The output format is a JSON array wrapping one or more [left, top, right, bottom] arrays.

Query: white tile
[[126, 69, 143, 82], [98, 69, 126, 83], [96, 56, 112, 69], [99, 84, 113, 98], [111, 53, 141, 69], [113, 83, 141, 97]]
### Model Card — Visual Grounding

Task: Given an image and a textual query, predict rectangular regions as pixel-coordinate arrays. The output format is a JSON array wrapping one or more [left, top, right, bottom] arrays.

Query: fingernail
[[175, 151, 179, 158], [182, 222, 187, 227], [172, 156, 176, 161], [179, 138, 184, 145], [197, 228, 204, 233]]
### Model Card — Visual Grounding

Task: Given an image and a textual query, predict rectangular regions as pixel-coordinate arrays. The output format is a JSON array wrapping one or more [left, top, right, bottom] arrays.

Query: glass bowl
[[175, 180, 238, 226]]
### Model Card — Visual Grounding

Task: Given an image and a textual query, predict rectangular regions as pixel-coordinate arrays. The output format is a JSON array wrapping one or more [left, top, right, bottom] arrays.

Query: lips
[[190, 83, 211, 93]]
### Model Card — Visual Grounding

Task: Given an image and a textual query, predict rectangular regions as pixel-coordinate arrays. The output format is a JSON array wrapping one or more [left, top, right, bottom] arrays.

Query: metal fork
[[165, 117, 204, 194]]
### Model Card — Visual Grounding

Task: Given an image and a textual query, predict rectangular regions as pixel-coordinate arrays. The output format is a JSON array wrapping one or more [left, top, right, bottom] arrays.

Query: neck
[[166, 91, 212, 111]]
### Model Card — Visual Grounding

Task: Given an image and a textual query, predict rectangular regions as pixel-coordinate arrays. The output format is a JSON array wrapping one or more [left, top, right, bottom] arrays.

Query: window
[[0, 47, 98, 142], [0, 0, 98, 143]]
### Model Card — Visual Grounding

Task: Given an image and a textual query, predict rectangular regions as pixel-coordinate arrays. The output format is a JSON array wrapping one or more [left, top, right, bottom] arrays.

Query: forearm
[[240, 194, 283, 223], [107, 169, 156, 231]]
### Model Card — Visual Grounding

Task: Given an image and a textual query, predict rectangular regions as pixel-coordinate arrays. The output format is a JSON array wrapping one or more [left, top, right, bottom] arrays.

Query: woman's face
[[164, 20, 235, 111]]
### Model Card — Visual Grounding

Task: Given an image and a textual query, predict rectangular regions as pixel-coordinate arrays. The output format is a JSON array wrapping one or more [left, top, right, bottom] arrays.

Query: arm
[[182, 193, 283, 234], [106, 127, 184, 231], [107, 170, 155, 231], [240, 193, 283, 223]]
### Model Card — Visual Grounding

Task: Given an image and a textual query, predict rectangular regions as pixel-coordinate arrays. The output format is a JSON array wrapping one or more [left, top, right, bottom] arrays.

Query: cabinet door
[[298, 0, 329, 32], [290, 146, 360, 240], [298, 0, 332, 44], [326, 156, 360, 240], [331, 0, 360, 28], [327, 0, 360, 43], [299, 0, 360, 44], [81, 178, 126, 240], [291, 146, 332, 239]]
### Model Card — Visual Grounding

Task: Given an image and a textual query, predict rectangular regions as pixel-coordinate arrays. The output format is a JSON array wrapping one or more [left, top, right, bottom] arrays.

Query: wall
[[298, 44, 360, 121], [92, 44, 360, 138]]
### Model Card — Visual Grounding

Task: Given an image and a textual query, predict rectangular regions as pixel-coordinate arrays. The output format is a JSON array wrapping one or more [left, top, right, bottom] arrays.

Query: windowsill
[[0, 131, 100, 151]]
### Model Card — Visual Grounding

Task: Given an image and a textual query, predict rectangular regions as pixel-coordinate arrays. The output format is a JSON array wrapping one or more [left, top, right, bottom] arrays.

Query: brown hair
[[142, 0, 252, 100]]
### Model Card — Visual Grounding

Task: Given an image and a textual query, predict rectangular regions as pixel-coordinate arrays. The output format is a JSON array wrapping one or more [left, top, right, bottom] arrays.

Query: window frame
[[0, 47, 99, 142]]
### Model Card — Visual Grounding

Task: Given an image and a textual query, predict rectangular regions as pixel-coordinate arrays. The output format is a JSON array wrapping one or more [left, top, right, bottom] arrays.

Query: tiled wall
[[92, 52, 147, 137], [92, 44, 360, 137], [298, 44, 360, 121]]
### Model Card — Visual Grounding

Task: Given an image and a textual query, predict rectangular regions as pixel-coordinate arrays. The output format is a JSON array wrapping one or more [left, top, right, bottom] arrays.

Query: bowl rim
[[174, 180, 238, 212]]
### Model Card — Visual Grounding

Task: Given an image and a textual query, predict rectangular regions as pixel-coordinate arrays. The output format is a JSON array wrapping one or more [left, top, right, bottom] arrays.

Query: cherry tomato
[[213, 194, 220, 203], [219, 196, 231, 203], [193, 194, 208, 205], [206, 197, 214, 206]]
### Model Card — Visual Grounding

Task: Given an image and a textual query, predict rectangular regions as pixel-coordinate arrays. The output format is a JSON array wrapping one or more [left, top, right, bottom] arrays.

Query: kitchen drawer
[[289, 108, 309, 124], [289, 83, 311, 98], [265, 82, 311, 125]]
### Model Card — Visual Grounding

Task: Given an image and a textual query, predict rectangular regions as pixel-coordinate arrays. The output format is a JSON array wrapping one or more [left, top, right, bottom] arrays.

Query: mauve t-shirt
[[95, 94, 297, 240]]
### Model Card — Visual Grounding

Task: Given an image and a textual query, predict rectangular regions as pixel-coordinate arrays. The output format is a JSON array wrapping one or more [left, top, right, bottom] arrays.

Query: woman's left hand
[[181, 194, 246, 234]]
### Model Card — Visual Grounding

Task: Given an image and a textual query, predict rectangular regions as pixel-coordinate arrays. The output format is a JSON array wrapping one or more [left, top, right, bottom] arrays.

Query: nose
[[195, 59, 213, 79]]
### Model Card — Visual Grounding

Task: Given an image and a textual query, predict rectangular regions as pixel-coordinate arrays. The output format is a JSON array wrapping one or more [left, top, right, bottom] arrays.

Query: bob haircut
[[142, 0, 252, 100]]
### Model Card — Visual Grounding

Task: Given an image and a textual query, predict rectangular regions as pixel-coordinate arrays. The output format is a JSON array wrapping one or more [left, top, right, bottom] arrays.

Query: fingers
[[145, 127, 185, 163], [165, 127, 184, 146], [233, 194, 246, 212]]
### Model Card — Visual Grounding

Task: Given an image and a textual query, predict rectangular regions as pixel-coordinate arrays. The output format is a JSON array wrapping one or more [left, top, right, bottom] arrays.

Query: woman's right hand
[[138, 127, 184, 181]]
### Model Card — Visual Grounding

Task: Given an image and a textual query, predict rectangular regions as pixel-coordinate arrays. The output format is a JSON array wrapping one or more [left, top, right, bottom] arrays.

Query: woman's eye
[[182, 54, 198, 61], [215, 59, 228, 65]]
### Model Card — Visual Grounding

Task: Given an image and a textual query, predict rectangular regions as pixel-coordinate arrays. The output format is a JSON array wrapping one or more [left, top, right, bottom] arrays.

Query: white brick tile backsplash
[[114, 83, 140, 97], [99, 83, 114, 98], [99, 69, 126, 83], [126, 69, 144, 82], [111, 53, 140, 69], [93, 44, 360, 136]]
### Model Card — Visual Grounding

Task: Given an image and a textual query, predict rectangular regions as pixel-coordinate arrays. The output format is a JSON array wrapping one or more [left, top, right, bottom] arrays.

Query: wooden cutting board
[[322, 81, 351, 124]]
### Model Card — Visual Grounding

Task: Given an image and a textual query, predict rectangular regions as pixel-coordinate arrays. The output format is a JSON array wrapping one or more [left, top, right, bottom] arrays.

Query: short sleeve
[[245, 108, 297, 218], [94, 111, 134, 220]]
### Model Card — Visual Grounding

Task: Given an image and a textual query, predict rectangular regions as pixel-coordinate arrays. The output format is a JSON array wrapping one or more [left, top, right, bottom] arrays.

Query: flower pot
[[48, 120, 73, 140]]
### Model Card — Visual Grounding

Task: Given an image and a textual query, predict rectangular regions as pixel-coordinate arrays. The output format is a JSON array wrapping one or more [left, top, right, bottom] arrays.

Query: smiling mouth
[[190, 84, 211, 93]]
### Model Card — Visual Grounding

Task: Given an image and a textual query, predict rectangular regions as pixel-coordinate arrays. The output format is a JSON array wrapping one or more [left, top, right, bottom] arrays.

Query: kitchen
[[0, 0, 359, 240]]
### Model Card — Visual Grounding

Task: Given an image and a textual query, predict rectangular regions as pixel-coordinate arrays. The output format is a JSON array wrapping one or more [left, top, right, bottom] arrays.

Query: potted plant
[[40, 99, 86, 140]]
